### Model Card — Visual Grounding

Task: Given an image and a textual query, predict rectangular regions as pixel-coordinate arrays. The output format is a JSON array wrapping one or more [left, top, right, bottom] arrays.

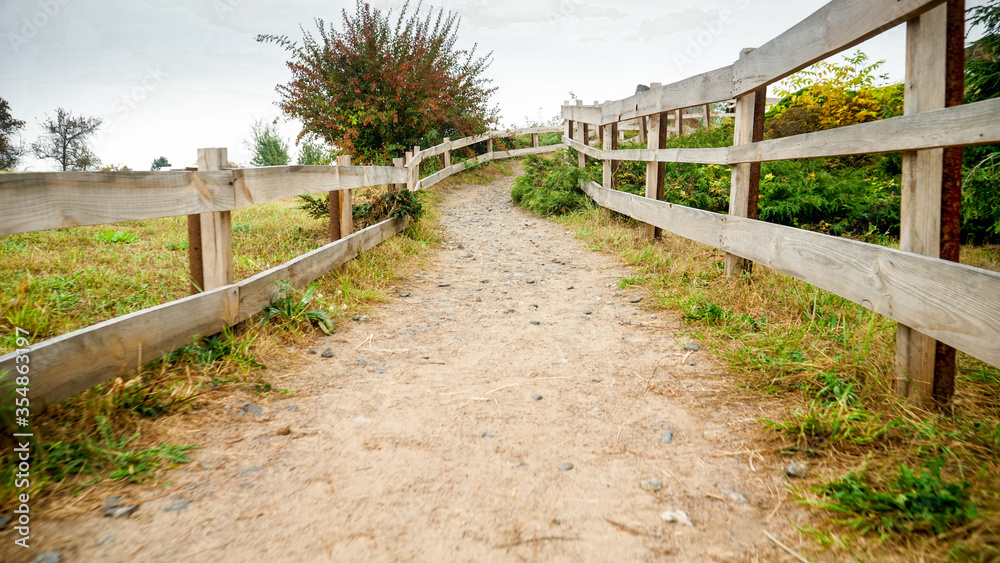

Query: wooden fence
[[561, 0, 999, 408], [0, 128, 563, 411]]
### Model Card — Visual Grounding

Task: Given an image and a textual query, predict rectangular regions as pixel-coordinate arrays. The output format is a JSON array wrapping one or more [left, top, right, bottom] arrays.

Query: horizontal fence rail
[[0, 127, 563, 411]]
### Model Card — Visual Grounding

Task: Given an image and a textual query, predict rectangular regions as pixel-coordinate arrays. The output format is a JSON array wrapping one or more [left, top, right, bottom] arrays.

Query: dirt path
[[27, 169, 808, 561]]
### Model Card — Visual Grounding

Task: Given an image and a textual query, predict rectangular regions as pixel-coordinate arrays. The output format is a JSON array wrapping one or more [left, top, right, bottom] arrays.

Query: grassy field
[[513, 150, 1000, 561]]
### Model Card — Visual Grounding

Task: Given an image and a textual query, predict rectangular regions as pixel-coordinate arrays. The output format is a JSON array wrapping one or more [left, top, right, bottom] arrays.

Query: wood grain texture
[[196, 148, 233, 291], [725, 80, 760, 276], [0, 286, 238, 411], [233, 165, 405, 207], [580, 181, 1000, 368], [896, 3, 949, 403], [0, 170, 234, 235], [729, 97, 1000, 163], [733, 0, 945, 96]]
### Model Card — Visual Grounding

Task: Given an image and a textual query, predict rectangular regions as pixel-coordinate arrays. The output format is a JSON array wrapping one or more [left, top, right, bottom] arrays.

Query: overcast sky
[[0, 0, 989, 170]]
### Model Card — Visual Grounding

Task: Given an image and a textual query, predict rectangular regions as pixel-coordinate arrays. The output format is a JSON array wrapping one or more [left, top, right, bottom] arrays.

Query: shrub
[[510, 151, 594, 216], [257, 1, 498, 164]]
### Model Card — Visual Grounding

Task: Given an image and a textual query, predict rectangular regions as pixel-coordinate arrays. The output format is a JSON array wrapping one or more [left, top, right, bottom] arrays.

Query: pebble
[[321, 348, 334, 358], [526, 278, 537, 284], [583, 311, 592, 315], [613, 292, 623, 298], [241, 403, 264, 417], [287, 405, 299, 411], [553, 516, 566, 525], [399, 290, 411, 298], [661, 510, 693, 526], [530, 321, 540, 325], [438, 282, 451, 287], [374, 363, 386, 374], [237, 466, 264, 475], [640, 478, 662, 491], [0, 515, 10, 528], [481, 431, 494, 438], [661, 431, 674, 445], [558, 462, 574, 472], [354, 416, 372, 425], [785, 462, 809, 479], [722, 488, 747, 504], [307, 349, 317, 355], [504, 308, 515, 314], [684, 342, 701, 352], [591, 407, 601, 413], [650, 314, 657, 319], [96, 534, 116, 547], [567, 285, 575, 290], [688, 359, 696, 366], [629, 297, 643, 303], [162, 500, 189, 512], [106, 506, 138, 519], [29, 553, 62, 563], [277, 427, 291, 436], [418, 323, 429, 329], [591, 377, 602, 383], [356, 358, 367, 366], [532, 394, 543, 401]]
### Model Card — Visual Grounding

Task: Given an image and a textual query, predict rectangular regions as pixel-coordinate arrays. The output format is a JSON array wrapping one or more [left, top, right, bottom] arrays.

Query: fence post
[[895, 1, 964, 408], [704, 103, 713, 129], [575, 100, 586, 169], [643, 112, 667, 239], [393, 157, 405, 192], [188, 148, 232, 294], [336, 155, 353, 238], [443, 137, 451, 168], [406, 149, 419, 192], [602, 123, 613, 190], [676, 108, 684, 137], [531, 133, 539, 148], [724, 48, 767, 277]]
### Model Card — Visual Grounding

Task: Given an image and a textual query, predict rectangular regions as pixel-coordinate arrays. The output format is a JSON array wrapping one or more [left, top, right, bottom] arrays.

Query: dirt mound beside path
[[23, 166, 809, 562]]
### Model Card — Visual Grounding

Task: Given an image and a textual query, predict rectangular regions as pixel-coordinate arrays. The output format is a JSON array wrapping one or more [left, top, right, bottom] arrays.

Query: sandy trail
[[22, 168, 808, 562]]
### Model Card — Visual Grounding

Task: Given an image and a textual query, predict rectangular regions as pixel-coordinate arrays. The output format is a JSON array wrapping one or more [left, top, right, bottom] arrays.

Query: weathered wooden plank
[[560, 104, 603, 126], [232, 165, 405, 207], [729, 97, 1000, 163], [0, 170, 234, 235], [581, 182, 724, 249], [644, 113, 666, 239], [725, 68, 764, 277], [580, 181, 1000, 368], [0, 286, 238, 411], [897, 2, 949, 405], [600, 66, 735, 124], [732, 0, 945, 96], [195, 148, 233, 291]]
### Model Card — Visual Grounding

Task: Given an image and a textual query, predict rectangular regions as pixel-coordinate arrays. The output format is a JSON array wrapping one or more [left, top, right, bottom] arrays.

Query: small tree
[[257, 1, 498, 164], [0, 98, 26, 170], [766, 51, 902, 139], [297, 134, 334, 165], [32, 108, 103, 171], [246, 119, 290, 167], [151, 156, 171, 170]]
